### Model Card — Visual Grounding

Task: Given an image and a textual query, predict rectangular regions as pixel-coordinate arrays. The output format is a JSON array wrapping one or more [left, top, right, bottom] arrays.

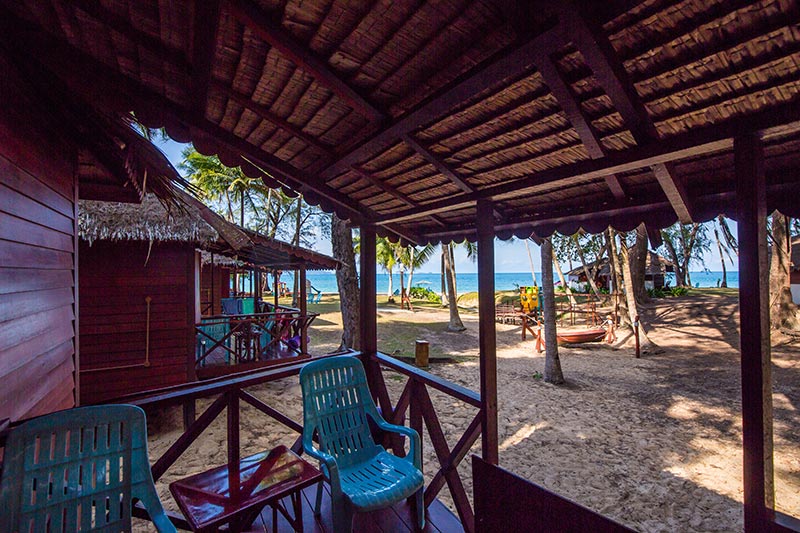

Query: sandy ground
[[142, 293, 799, 532]]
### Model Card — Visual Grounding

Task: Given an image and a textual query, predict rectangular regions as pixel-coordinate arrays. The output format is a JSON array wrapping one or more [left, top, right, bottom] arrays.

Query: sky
[[155, 138, 731, 274]]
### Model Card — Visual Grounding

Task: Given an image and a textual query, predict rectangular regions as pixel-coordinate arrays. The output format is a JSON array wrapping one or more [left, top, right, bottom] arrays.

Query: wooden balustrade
[[368, 352, 482, 533], [195, 310, 317, 372]]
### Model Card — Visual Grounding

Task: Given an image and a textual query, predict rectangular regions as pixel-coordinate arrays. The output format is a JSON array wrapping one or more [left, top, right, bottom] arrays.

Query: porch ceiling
[[3, 0, 800, 242]]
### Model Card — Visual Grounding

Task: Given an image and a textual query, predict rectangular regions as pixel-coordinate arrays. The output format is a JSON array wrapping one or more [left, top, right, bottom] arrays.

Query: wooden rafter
[[320, 25, 564, 180], [534, 51, 626, 200], [372, 99, 800, 225], [557, 1, 693, 220], [350, 166, 447, 228], [401, 134, 505, 222], [0, 12, 426, 244], [210, 80, 334, 156], [191, 0, 221, 114], [652, 162, 693, 224], [223, 0, 384, 122], [70, 0, 188, 69]]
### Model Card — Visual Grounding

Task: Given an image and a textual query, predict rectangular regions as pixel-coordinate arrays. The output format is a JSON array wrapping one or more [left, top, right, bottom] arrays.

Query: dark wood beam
[[224, 0, 384, 122], [191, 0, 221, 113], [359, 224, 378, 357], [645, 225, 663, 249], [652, 162, 693, 224], [735, 134, 774, 532], [401, 133, 505, 221], [320, 25, 563, 180], [476, 199, 498, 465], [210, 80, 333, 155], [71, 0, 189, 69], [373, 101, 800, 225], [534, 53, 626, 200], [350, 166, 447, 228]]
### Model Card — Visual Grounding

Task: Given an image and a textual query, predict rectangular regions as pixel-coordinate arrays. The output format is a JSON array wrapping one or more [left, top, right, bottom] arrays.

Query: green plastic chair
[[0, 405, 176, 532], [300, 355, 424, 532]]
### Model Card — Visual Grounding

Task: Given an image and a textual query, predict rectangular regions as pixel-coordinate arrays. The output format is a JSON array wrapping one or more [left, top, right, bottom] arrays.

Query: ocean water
[[294, 270, 739, 294]]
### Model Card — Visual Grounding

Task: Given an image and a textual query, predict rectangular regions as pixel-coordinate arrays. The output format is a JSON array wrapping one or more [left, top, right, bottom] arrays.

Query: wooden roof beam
[[652, 162, 693, 224], [372, 99, 800, 225], [534, 52, 627, 201], [211, 80, 333, 156], [0, 15, 428, 243], [224, 0, 384, 122], [320, 24, 564, 180], [402, 133, 505, 222], [190, 1, 221, 114], [350, 166, 447, 228]]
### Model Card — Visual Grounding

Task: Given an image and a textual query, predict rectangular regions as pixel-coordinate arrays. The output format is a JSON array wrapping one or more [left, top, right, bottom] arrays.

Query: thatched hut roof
[[3, 1, 800, 243], [79, 189, 338, 271]]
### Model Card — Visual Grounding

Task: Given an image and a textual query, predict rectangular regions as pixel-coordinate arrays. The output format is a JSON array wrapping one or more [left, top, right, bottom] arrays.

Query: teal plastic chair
[[300, 356, 424, 532], [0, 405, 176, 532], [241, 298, 255, 315], [196, 319, 231, 365]]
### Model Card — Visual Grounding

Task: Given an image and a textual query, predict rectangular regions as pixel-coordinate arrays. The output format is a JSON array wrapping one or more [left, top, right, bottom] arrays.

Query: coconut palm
[[376, 237, 399, 302]]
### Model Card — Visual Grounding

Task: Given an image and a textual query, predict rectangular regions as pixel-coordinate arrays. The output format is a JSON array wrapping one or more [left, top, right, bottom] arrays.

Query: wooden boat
[[556, 328, 607, 345]]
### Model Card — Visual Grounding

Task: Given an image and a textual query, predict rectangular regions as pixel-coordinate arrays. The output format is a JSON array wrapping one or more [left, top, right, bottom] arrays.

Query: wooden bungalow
[[567, 247, 674, 291], [1, 1, 800, 531], [78, 190, 337, 403]]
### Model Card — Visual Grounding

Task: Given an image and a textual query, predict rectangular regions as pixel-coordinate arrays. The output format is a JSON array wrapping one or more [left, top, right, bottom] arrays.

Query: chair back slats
[[1, 405, 174, 533], [300, 358, 381, 469]]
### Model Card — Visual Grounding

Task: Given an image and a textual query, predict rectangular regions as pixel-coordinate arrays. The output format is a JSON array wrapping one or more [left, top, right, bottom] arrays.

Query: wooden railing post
[[227, 390, 240, 498]]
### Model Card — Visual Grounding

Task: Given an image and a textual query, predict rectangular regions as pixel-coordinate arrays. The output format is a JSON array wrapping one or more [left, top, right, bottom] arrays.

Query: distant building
[[791, 236, 800, 304], [566, 246, 674, 292]]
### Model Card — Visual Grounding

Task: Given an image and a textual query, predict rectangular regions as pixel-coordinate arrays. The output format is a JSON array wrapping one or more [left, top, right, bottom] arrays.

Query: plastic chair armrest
[[303, 439, 340, 487], [371, 418, 421, 470]]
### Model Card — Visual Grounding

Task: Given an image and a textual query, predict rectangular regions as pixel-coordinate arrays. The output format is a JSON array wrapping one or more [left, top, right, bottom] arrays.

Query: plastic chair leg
[[415, 488, 425, 531], [314, 481, 324, 516]]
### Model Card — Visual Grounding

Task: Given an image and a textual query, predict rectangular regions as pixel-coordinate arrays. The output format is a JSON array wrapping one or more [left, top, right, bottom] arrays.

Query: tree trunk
[[443, 242, 466, 331], [769, 211, 797, 329], [632, 223, 649, 304], [406, 248, 415, 295], [551, 252, 576, 306], [714, 226, 728, 288], [387, 265, 394, 302], [440, 248, 446, 307], [607, 227, 628, 326], [331, 215, 360, 350], [541, 239, 564, 384], [573, 235, 602, 300], [662, 234, 685, 286], [619, 237, 657, 350]]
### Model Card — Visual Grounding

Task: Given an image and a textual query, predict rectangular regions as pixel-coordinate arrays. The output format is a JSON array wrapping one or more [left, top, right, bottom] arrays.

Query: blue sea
[[293, 270, 739, 295]]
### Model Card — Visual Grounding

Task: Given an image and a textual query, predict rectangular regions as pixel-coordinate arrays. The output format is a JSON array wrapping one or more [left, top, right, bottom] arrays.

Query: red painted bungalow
[[2, 1, 800, 531], [77, 190, 337, 403]]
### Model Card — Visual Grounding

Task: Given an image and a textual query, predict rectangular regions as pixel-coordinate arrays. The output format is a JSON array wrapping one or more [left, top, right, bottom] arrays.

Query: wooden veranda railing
[[91, 351, 479, 531], [195, 308, 317, 371], [368, 352, 482, 533]]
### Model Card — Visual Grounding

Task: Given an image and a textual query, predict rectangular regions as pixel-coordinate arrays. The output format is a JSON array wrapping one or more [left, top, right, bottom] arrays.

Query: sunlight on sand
[[500, 422, 548, 451]]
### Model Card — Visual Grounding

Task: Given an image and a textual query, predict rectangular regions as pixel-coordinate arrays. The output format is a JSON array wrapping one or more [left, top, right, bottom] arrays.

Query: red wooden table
[[169, 445, 323, 532]]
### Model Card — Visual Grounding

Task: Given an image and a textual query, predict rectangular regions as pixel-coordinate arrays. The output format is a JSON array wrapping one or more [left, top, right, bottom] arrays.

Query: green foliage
[[409, 286, 441, 303], [670, 286, 690, 297], [647, 287, 667, 298]]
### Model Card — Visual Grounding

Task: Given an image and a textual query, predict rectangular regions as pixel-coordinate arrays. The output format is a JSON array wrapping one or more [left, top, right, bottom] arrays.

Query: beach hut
[[1, 1, 799, 531], [78, 190, 337, 402], [567, 247, 674, 291]]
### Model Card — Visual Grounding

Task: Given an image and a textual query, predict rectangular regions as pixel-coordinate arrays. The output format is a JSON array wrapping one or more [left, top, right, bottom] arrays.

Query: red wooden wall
[[0, 58, 78, 422], [79, 240, 197, 403], [200, 264, 231, 316]]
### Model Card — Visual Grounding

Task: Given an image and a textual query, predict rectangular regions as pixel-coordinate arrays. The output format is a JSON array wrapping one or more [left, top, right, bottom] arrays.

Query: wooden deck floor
[[246, 484, 464, 532]]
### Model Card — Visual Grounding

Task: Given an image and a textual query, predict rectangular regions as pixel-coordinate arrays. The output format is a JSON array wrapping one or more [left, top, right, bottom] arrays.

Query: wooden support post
[[273, 270, 279, 309], [299, 265, 308, 354], [227, 391, 240, 498], [477, 199, 499, 465], [359, 224, 379, 397], [182, 399, 196, 432], [735, 134, 774, 531], [415, 340, 430, 369]]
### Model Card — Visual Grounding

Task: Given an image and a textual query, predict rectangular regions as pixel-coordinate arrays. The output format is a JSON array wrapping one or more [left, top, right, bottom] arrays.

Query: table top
[[169, 445, 322, 531]]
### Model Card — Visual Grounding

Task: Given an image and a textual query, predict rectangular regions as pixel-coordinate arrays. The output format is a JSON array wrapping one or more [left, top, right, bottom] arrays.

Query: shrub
[[409, 286, 441, 303], [648, 287, 667, 298], [670, 286, 689, 297]]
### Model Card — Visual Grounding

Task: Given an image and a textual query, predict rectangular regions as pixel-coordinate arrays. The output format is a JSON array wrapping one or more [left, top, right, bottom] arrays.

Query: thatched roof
[[3, 1, 800, 243], [79, 189, 338, 271]]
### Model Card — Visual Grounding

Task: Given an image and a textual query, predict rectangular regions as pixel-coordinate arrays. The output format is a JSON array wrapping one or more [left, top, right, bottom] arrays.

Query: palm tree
[[376, 237, 398, 302], [443, 242, 466, 331], [541, 238, 564, 384]]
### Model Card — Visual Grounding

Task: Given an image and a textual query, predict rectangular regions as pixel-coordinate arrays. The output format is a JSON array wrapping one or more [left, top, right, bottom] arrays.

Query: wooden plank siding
[[78, 240, 197, 403], [0, 57, 78, 421], [200, 264, 231, 316]]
